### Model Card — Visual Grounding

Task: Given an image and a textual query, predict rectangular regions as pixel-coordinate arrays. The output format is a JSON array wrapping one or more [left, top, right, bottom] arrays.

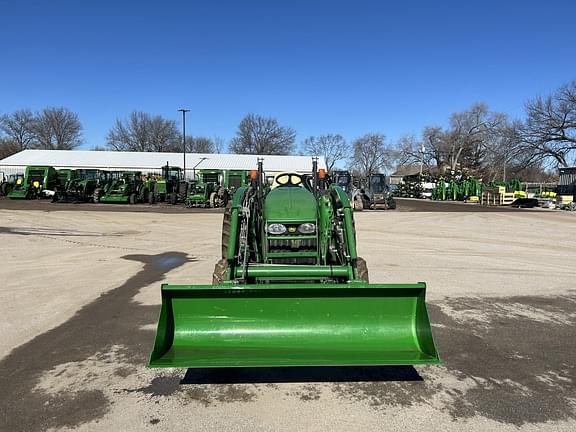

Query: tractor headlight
[[297, 223, 316, 234], [267, 223, 287, 235]]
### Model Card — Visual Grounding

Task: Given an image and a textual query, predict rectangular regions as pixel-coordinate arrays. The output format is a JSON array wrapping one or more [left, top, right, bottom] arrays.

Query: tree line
[[1, 80, 574, 180], [0, 107, 82, 159]]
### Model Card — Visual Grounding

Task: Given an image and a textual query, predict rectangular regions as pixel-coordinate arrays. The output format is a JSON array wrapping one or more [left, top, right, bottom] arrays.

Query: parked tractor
[[0, 173, 24, 197], [366, 174, 396, 209], [224, 169, 249, 193], [149, 164, 188, 204], [185, 181, 228, 207], [331, 170, 364, 210], [54, 169, 100, 203], [98, 171, 150, 204], [186, 168, 230, 208], [149, 160, 439, 368], [8, 166, 58, 199], [331, 170, 395, 210]]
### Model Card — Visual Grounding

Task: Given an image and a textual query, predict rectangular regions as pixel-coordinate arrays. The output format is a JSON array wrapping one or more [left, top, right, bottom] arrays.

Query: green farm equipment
[[185, 181, 217, 207], [55, 169, 100, 203], [186, 168, 229, 208], [224, 170, 249, 194], [149, 160, 440, 368], [98, 171, 150, 204], [0, 173, 24, 197], [149, 164, 188, 204], [8, 166, 58, 199]]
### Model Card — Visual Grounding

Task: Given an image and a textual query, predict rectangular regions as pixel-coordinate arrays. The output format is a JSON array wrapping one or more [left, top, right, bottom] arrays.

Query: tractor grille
[[268, 238, 317, 251], [269, 257, 316, 265]]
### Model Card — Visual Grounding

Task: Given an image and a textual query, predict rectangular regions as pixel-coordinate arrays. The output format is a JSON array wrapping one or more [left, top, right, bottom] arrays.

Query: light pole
[[192, 157, 208, 182], [178, 109, 190, 179], [419, 143, 426, 177]]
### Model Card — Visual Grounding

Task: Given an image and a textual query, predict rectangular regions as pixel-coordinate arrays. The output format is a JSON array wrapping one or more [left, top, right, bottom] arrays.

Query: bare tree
[[0, 109, 37, 151], [32, 107, 82, 150], [212, 136, 226, 153], [230, 113, 296, 155], [351, 133, 394, 177], [184, 136, 216, 153], [107, 112, 180, 152], [301, 134, 348, 172], [519, 81, 576, 167], [0, 138, 20, 159]]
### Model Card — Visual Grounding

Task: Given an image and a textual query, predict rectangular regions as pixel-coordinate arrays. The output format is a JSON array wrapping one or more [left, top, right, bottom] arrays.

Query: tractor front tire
[[149, 192, 155, 204], [170, 193, 177, 205], [129, 193, 136, 205], [212, 259, 228, 284], [221, 202, 231, 258], [356, 257, 369, 282]]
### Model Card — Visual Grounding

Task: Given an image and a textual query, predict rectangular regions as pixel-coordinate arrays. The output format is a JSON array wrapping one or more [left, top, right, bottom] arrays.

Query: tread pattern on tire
[[356, 256, 369, 282], [212, 258, 228, 285], [221, 202, 232, 258]]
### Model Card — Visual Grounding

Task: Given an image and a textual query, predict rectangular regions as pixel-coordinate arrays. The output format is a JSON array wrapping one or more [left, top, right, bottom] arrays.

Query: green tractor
[[149, 160, 440, 368], [185, 181, 217, 207], [93, 171, 121, 202], [54, 169, 100, 203], [149, 164, 188, 205], [8, 166, 58, 199], [98, 171, 150, 204], [0, 173, 24, 197], [224, 170, 249, 194], [186, 169, 229, 208]]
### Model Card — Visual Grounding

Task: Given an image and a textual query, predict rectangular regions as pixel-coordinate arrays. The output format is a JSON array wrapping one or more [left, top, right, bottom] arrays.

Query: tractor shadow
[[181, 365, 422, 384]]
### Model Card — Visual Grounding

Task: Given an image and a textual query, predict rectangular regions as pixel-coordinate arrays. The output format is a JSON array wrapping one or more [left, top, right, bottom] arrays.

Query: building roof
[[0, 150, 326, 173]]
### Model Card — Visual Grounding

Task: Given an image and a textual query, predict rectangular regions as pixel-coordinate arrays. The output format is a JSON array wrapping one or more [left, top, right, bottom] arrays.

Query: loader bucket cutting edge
[[148, 283, 440, 368]]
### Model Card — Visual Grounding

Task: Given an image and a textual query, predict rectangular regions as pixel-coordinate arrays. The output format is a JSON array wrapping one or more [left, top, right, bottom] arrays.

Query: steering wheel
[[275, 173, 303, 187]]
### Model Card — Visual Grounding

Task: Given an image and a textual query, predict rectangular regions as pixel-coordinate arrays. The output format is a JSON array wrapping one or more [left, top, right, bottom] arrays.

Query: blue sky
[[1, 0, 575, 150]]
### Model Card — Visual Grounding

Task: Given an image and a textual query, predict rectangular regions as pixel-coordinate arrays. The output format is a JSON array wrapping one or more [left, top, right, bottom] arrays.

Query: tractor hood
[[264, 187, 317, 222]]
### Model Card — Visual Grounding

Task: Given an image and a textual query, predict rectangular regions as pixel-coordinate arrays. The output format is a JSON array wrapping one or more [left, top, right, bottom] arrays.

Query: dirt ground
[[0, 198, 574, 431]]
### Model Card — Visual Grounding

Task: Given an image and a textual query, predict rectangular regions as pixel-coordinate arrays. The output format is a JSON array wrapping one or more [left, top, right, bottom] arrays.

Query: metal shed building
[[0, 150, 326, 180]]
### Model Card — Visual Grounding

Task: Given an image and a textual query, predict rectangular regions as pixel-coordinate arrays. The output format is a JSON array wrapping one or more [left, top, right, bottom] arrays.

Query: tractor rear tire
[[221, 202, 232, 258], [212, 259, 228, 285], [356, 257, 369, 282]]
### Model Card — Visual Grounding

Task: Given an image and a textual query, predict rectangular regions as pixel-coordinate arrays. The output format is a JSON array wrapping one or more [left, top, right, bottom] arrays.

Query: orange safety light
[[249, 170, 258, 180], [318, 169, 326, 179]]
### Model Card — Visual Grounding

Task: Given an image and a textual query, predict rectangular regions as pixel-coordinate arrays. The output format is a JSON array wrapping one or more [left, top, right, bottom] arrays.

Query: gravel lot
[[0, 199, 574, 431]]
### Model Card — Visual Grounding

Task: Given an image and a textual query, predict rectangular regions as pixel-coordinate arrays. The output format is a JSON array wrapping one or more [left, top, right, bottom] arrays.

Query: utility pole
[[419, 143, 425, 177], [178, 109, 190, 179]]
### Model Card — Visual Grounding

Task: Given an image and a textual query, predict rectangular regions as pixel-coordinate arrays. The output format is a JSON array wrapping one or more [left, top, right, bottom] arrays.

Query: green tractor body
[[149, 162, 439, 368], [0, 173, 24, 196], [186, 169, 229, 208], [150, 164, 187, 204], [185, 181, 215, 207], [224, 170, 249, 193], [99, 171, 148, 204], [8, 166, 58, 199], [55, 169, 100, 203]]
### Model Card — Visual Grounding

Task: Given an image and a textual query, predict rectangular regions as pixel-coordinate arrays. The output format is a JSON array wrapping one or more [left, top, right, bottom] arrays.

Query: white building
[[0, 150, 326, 179]]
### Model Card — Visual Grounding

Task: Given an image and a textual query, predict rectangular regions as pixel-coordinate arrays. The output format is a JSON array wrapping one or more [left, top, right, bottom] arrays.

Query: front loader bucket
[[149, 283, 440, 368], [8, 189, 27, 199], [99, 195, 129, 203]]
